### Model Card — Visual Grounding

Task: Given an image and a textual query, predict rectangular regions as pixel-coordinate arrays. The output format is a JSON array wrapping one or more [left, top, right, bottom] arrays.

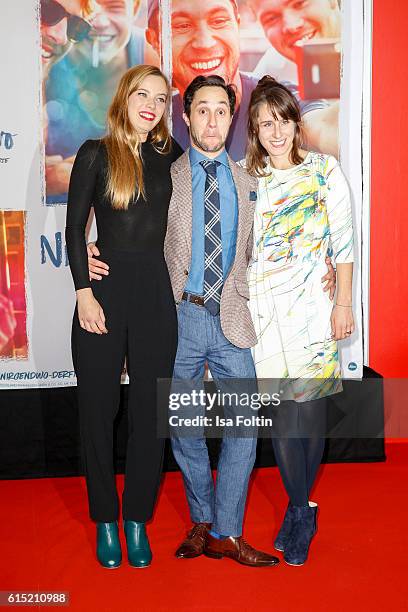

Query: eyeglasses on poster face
[[40, 0, 91, 43]]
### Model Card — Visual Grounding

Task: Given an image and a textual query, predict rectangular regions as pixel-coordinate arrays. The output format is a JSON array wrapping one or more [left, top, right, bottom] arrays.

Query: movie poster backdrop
[[0, 0, 366, 387]]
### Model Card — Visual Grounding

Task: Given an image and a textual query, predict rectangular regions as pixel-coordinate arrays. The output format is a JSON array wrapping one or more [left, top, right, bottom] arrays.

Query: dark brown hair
[[246, 76, 305, 177], [183, 75, 236, 118]]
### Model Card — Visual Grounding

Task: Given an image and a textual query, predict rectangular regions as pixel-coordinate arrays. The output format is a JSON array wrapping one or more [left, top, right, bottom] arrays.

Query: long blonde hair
[[103, 65, 172, 210]]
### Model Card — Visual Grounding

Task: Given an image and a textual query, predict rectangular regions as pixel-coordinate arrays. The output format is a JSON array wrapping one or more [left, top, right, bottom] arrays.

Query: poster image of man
[[41, 0, 342, 205], [40, 0, 92, 79], [0, 212, 28, 360], [147, 0, 340, 161], [42, 0, 154, 204], [251, 0, 341, 64]]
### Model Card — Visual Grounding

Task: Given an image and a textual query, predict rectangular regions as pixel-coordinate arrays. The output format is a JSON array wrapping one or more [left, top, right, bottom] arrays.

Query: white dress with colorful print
[[248, 152, 354, 400]]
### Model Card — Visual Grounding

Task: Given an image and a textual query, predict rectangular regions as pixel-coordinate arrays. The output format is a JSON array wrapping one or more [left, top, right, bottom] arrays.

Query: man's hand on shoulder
[[87, 242, 109, 281]]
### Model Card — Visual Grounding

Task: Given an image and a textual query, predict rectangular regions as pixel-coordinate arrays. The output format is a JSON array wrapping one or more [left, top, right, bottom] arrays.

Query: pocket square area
[[249, 191, 257, 201]]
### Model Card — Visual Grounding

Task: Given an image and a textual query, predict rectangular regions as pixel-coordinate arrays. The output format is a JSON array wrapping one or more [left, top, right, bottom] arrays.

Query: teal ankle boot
[[124, 521, 152, 568], [96, 522, 122, 569]]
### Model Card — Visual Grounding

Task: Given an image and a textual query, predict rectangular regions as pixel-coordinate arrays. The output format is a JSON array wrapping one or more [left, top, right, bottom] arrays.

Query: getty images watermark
[[158, 376, 398, 439], [167, 389, 282, 429]]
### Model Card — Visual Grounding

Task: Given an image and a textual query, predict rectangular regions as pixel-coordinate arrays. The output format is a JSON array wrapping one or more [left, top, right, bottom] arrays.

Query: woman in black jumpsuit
[[66, 65, 182, 569]]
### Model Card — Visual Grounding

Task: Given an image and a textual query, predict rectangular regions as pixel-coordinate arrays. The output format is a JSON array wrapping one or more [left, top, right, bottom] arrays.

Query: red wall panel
[[370, 0, 408, 377]]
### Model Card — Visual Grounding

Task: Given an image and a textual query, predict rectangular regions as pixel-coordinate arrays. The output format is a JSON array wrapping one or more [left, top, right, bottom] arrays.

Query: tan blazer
[[164, 150, 258, 349]]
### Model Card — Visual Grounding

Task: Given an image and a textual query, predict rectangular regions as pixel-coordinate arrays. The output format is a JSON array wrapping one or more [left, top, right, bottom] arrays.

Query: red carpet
[[1, 444, 407, 611]]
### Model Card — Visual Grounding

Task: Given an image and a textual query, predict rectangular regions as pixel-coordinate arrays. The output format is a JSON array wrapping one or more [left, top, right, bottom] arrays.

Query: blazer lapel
[[228, 156, 254, 272], [172, 150, 193, 260]]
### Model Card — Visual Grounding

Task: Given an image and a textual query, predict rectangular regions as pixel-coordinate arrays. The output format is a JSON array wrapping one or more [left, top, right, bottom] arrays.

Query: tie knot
[[200, 160, 220, 176]]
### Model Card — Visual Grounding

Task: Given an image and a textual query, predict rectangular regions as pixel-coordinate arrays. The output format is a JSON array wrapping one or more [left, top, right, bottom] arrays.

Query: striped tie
[[200, 160, 222, 315]]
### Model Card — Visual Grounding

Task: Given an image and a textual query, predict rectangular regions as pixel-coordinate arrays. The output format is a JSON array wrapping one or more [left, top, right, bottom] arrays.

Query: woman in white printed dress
[[246, 76, 355, 566]]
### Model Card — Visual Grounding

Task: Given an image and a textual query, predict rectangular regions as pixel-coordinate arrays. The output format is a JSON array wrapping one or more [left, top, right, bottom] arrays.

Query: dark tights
[[271, 398, 327, 507]]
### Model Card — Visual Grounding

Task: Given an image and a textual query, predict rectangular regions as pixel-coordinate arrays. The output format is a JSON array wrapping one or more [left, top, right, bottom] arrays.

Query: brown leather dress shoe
[[175, 523, 212, 559], [204, 533, 280, 567]]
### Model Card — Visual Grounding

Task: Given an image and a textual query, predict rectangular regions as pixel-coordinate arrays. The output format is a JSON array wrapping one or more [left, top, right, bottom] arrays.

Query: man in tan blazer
[[164, 124, 257, 350], [164, 75, 278, 567]]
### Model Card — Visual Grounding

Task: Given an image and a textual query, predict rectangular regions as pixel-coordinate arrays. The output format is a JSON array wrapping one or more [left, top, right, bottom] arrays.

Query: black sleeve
[[65, 139, 100, 290]]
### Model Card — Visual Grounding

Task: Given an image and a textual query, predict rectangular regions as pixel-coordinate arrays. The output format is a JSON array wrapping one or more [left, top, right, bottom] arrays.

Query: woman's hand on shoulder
[[76, 288, 107, 334], [330, 304, 355, 341], [321, 255, 336, 300]]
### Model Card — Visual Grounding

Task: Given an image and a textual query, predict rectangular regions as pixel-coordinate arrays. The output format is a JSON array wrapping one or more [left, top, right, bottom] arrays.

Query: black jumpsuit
[[66, 138, 182, 523]]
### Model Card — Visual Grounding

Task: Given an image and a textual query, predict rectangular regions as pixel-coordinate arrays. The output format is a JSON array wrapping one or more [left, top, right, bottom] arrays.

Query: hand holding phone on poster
[[297, 38, 342, 158], [295, 38, 341, 100]]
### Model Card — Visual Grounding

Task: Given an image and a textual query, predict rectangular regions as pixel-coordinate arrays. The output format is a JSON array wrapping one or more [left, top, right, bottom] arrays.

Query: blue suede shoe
[[283, 504, 317, 566], [274, 503, 295, 552], [275, 502, 317, 552], [96, 522, 122, 569], [124, 521, 152, 568]]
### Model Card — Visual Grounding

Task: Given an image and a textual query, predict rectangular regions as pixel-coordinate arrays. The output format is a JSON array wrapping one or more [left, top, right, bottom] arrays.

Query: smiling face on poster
[[40, 0, 91, 78], [76, 0, 136, 66], [249, 0, 341, 63], [170, 0, 241, 96], [147, 0, 242, 97], [149, 0, 341, 160]]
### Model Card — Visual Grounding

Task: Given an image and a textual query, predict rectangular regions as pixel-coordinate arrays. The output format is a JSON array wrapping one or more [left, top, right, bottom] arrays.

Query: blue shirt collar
[[189, 146, 229, 169]]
